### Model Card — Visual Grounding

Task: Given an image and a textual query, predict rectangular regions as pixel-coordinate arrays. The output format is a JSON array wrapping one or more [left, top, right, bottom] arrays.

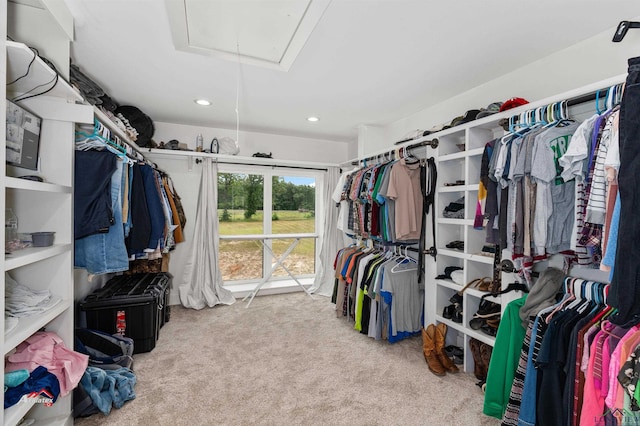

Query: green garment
[[354, 254, 384, 331], [483, 295, 528, 419]]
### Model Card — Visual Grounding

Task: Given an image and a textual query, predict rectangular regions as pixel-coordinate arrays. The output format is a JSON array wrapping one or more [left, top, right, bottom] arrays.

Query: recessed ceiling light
[[307, 116, 319, 122], [195, 99, 211, 106]]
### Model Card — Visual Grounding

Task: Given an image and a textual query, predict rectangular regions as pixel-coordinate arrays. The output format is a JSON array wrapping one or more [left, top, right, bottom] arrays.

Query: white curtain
[[310, 166, 342, 296], [179, 158, 236, 309]]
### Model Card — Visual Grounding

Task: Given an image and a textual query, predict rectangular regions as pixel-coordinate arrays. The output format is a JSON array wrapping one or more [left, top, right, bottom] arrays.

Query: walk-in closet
[[3, 1, 640, 425]]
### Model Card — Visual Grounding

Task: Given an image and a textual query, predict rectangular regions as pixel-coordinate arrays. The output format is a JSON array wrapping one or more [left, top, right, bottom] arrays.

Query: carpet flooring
[[74, 292, 500, 425]]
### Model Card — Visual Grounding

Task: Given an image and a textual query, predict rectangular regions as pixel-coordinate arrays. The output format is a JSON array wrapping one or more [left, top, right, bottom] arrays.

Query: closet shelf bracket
[[423, 246, 437, 258]]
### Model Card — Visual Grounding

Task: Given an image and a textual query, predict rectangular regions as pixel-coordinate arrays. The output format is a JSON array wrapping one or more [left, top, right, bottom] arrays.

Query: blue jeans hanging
[[75, 158, 129, 275]]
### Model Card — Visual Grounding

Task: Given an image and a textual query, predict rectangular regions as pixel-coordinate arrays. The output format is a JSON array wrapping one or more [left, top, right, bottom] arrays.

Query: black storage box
[[79, 273, 172, 354]]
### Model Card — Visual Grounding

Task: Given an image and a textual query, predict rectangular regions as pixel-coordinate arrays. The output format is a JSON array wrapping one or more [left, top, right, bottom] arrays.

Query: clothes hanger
[[75, 131, 125, 158], [403, 145, 418, 162], [595, 90, 604, 115], [76, 119, 129, 159], [565, 278, 594, 313], [390, 246, 418, 273], [606, 86, 614, 111], [572, 280, 595, 313], [545, 276, 577, 323], [540, 101, 570, 130], [501, 115, 526, 144], [483, 281, 529, 299], [616, 83, 624, 105], [534, 107, 543, 126], [564, 278, 587, 311]]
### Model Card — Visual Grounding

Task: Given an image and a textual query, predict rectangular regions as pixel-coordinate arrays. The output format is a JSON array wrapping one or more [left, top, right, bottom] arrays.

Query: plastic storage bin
[[31, 231, 55, 247], [79, 272, 172, 353]]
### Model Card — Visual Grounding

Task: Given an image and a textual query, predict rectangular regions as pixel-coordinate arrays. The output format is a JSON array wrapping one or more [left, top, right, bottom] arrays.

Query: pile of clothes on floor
[[73, 328, 137, 417]]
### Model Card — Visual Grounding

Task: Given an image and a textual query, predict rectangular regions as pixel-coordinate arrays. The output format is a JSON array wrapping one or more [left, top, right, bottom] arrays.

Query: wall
[[153, 121, 352, 164], [149, 121, 347, 305], [359, 20, 640, 154]]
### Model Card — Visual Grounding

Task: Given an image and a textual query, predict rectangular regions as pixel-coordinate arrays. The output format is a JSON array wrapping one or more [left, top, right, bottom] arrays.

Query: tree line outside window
[[218, 174, 315, 221]]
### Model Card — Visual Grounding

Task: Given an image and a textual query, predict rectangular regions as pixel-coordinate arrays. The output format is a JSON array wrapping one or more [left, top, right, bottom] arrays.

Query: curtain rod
[[145, 148, 335, 171], [194, 158, 327, 172]]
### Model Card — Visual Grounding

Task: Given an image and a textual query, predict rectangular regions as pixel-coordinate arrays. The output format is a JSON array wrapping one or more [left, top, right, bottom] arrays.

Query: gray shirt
[[530, 122, 580, 254], [381, 260, 424, 337]]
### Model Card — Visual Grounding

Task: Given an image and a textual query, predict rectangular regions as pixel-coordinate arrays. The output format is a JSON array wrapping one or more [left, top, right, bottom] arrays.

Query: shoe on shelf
[[451, 304, 463, 323], [444, 297, 463, 323], [481, 318, 500, 337], [445, 240, 465, 250], [442, 304, 455, 319]]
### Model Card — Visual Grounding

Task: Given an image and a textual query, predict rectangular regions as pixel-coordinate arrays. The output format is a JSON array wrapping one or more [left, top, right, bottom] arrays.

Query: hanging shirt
[[475, 140, 493, 229], [586, 112, 617, 225], [530, 121, 580, 254], [379, 259, 423, 338], [332, 169, 348, 232], [386, 159, 423, 242], [483, 296, 528, 420], [559, 114, 599, 183]]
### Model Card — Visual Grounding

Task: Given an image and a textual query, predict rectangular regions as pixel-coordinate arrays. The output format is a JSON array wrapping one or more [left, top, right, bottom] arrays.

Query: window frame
[[217, 163, 325, 285]]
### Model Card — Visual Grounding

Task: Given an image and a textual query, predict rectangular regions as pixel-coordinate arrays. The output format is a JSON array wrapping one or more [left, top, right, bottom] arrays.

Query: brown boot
[[479, 342, 493, 380], [422, 325, 446, 376], [469, 338, 484, 380], [435, 323, 459, 373]]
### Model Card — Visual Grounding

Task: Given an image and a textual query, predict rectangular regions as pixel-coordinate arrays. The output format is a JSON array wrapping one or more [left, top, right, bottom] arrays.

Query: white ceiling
[[164, 0, 331, 71], [62, 0, 640, 143]]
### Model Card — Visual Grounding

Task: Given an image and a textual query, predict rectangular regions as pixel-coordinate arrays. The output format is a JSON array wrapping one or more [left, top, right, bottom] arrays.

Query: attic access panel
[[165, 0, 331, 71]]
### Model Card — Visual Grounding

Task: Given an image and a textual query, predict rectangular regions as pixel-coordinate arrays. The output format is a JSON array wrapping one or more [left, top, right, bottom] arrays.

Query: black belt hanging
[[418, 157, 437, 282]]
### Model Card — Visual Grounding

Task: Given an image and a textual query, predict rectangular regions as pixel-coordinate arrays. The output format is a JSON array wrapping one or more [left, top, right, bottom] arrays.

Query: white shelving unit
[[424, 74, 628, 375], [2, 8, 92, 424], [426, 121, 507, 373]]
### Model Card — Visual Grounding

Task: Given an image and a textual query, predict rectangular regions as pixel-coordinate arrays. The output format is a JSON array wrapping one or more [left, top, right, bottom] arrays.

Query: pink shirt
[[611, 329, 640, 410], [580, 322, 615, 425], [582, 323, 601, 373], [6, 331, 89, 396]]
